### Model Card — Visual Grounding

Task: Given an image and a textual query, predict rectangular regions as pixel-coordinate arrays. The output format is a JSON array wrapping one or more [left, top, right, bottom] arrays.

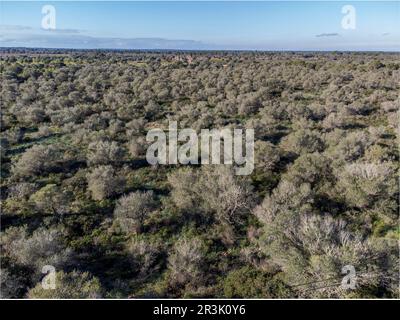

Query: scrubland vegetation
[[0, 49, 399, 298]]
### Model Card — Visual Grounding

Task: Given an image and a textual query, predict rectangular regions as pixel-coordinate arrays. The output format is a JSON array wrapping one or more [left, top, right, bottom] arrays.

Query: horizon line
[[1, 46, 400, 53]]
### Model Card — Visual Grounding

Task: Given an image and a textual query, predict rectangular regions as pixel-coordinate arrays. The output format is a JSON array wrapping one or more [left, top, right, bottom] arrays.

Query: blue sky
[[1, 1, 399, 50]]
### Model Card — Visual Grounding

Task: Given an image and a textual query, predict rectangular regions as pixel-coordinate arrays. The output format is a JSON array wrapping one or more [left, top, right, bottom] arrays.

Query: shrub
[[127, 237, 163, 279], [11, 144, 60, 178], [87, 165, 124, 200], [0, 268, 26, 298], [281, 129, 324, 155], [1, 226, 73, 277], [254, 140, 280, 171], [127, 136, 146, 158], [254, 180, 314, 227], [380, 100, 398, 113], [336, 162, 397, 211], [283, 152, 332, 190], [28, 270, 102, 299], [126, 118, 146, 136], [168, 237, 204, 287], [29, 184, 71, 215], [328, 131, 373, 162], [114, 191, 157, 233], [253, 211, 390, 298], [168, 166, 255, 226], [87, 140, 124, 166], [322, 112, 347, 131], [223, 267, 291, 298], [8, 182, 37, 199], [17, 106, 46, 125]]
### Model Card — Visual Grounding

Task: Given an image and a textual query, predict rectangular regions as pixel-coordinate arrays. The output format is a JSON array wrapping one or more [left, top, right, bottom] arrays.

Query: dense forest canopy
[[0, 49, 399, 298]]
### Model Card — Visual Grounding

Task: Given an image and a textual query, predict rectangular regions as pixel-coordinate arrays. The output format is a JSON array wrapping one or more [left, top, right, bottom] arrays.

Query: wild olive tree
[[87, 140, 124, 166], [114, 190, 157, 233], [86, 165, 125, 200], [11, 144, 60, 178], [168, 237, 205, 287], [168, 166, 256, 226], [1, 226, 73, 280], [336, 162, 397, 215]]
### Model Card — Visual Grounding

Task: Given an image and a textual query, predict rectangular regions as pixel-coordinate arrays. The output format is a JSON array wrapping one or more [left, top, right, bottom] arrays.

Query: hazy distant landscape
[[1, 48, 398, 298]]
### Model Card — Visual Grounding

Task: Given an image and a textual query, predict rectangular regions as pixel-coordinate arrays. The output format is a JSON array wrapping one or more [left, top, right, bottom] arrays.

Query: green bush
[[223, 267, 291, 298]]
